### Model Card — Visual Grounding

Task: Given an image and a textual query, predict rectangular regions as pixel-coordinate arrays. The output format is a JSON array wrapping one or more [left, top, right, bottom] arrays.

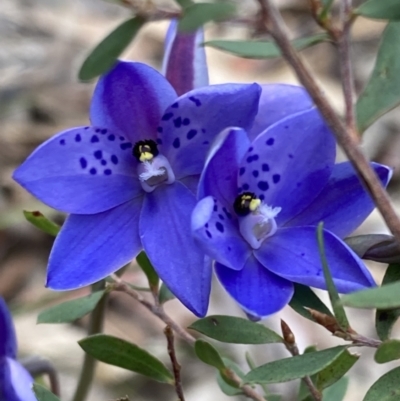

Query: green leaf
[[37, 291, 105, 324], [204, 34, 328, 59], [375, 339, 400, 363], [363, 367, 400, 401], [323, 377, 349, 401], [79, 334, 174, 383], [341, 280, 400, 309], [289, 283, 333, 322], [33, 384, 60, 401], [194, 339, 226, 370], [245, 346, 347, 384], [315, 349, 358, 390], [356, 0, 400, 20], [23, 210, 60, 236], [189, 315, 282, 344], [297, 346, 318, 401], [317, 223, 349, 329], [356, 22, 400, 132], [79, 16, 146, 81], [174, 0, 193, 8], [376, 264, 400, 340], [137, 251, 159, 289], [217, 358, 245, 396], [159, 282, 175, 304], [178, 3, 236, 32]]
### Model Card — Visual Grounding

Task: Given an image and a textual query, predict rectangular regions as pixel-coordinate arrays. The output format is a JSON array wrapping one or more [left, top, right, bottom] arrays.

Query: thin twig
[[110, 275, 268, 401], [164, 326, 186, 401], [256, 0, 400, 247], [281, 321, 322, 401]]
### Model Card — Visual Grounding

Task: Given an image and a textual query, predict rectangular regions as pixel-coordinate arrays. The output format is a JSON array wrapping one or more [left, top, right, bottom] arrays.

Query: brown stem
[[164, 326, 186, 401], [256, 0, 400, 247]]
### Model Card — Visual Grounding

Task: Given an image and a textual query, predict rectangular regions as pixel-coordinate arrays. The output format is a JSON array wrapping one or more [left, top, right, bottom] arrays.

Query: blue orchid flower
[[0, 298, 36, 401], [13, 38, 261, 316], [192, 108, 392, 318]]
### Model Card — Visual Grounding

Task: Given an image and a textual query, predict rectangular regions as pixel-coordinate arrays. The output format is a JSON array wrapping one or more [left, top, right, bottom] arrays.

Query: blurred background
[[1, 0, 400, 400]]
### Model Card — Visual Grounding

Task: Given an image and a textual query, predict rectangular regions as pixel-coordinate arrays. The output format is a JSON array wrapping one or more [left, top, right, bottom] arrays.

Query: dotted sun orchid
[[13, 59, 261, 317], [0, 298, 36, 401], [192, 108, 392, 318]]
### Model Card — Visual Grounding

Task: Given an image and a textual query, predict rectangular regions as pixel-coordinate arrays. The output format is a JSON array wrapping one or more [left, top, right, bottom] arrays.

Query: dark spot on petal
[[258, 181, 269, 191], [205, 223, 209, 228], [101, 129, 108, 134], [218, 214, 224, 220], [172, 138, 180, 148], [111, 155, 118, 165], [94, 150, 102, 159], [156, 138, 163, 145], [157, 127, 163, 133], [273, 174, 281, 184], [242, 183, 249, 190], [216, 222, 224, 233], [75, 134, 81, 142], [187, 129, 197, 140], [182, 118, 190, 126], [189, 96, 201, 106], [252, 154, 259, 161], [173, 117, 182, 128], [172, 102, 179, 108], [59, 139, 65, 145], [84, 126, 90, 130], [259, 194, 265, 201], [95, 128, 101, 133], [246, 155, 253, 163], [206, 230, 212, 239], [101, 160, 107, 166], [108, 134, 115, 141], [79, 157, 87, 169], [91, 135, 99, 143], [203, 141, 209, 145], [262, 163, 270, 172], [201, 128, 206, 133], [252, 170, 259, 178], [223, 207, 232, 219], [162, 112, 173, 121], [89, 167, 97, 175], [104, 169, 112, 175], [266, 138, 275, 146], [239, 167, 246, 176], [120, 143, 132, 150], [289, 154, 294, 159], [249, 147, 253, 152], [301, 252, 305, 257], [119, 136, 125, 141], [213, 204, 218, 212]]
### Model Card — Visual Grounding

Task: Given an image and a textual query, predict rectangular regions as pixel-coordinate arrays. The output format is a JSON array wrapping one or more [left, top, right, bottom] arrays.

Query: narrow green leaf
[[375, 263, 400, 340], [245, 346, 346, 384], [316, 349, 358, 390], [323, 377, 349, 401], [194, 339, 226, 370], [356, 0, 400, 20], [37, 291, 105, 324], [159, 282, 175, 304], [289, 283, 333, 322], [317, 223, 349, 329], [33, 384, 60, 401], [204, 34, 328, 59], [137, 251, 159, 289], [356, 22, 400, 132], [217, 358, 244, 396], [23, 210, 60, 236], [363, 367, 400, 401], [178, 3, 236, 32], [79, 334, 174, 383], [79, 16, 146, 81], [189, 315, 282, 344], [297, 346, 318, 401], [341, 280, 400, 308], [375, 339, 400, 363]]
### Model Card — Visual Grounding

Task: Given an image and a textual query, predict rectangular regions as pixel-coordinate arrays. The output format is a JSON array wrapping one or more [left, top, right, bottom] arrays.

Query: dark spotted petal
[[238, 108, 335, 226], [140, 182, 212, 317], [162, 19, 209, 96], [90, 61, 177, 142], [0, 299, 17, 359], [215, 256, 294, 318], [192, 196, 251, 271], [46, 196, 143, 290], [286, 162, 392, 238], [248, 84, 314, 141], [13, 127, 141, 214], [198, 127, 250, 207], [158, 83, 261, 178], [255, 226, 375, 292], [0, 357, 36, 401]]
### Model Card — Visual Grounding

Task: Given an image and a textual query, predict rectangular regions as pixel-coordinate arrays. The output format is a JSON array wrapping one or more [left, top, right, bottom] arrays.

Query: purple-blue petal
[[192, 196, 251, 271], [285, 162, 392, 238], [198, 127, 250, 206], [0, 357, 36, 401], [248, 84, 314, 141], [158, 83, 261, 178], [47, 197, 143, 290], [254, 226, 376, 293], [238, 108, 336, 225], [0, 299, 17, 359], [215, 256, 294, 318], [13, 127, 141, 214], [140, 182, 211, 317], [162, 19, 209, 96], [90, 61, 177, 143]]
